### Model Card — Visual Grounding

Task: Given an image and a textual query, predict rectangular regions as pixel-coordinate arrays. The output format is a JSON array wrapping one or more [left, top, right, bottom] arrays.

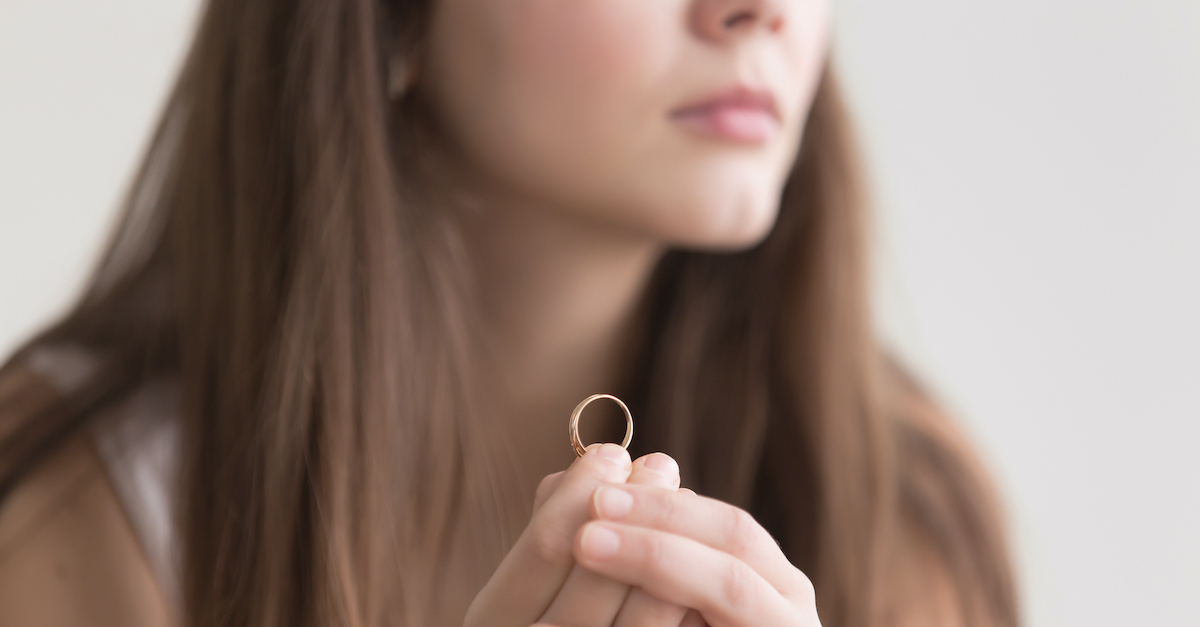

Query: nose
[[690, 0, 786, 44]]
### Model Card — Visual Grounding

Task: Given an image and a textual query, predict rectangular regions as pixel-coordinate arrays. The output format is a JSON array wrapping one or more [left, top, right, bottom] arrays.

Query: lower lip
[[670, 106, 780, 144]]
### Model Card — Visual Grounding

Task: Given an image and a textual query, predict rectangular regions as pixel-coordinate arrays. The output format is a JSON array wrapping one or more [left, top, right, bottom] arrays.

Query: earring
[[388, 54, 418, 99]]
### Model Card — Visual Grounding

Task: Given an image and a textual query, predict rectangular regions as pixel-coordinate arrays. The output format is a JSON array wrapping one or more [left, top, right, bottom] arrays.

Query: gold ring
[[569, 394, 633, 457]]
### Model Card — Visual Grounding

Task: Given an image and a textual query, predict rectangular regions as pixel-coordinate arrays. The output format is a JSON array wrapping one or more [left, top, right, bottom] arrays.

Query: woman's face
[[421, 0, 831, 249]]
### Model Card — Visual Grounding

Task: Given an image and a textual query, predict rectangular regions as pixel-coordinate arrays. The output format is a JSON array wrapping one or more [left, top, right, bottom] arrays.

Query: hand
[[464, 444, 691, 627], [572, 485, 821, 627]]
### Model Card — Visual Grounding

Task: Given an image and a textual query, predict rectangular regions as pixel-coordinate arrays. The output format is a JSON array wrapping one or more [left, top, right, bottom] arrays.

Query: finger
[[533, 446, 675, 514], [611, 588, 690, 627], [539, 452, 681, 626], [575, 522, 813, 627], [533, 471, 566, 512], [538, 567, 631, 627], [627, 452, 680, 490], [590, 485, 811, 601], [464, 444, 632, 627]]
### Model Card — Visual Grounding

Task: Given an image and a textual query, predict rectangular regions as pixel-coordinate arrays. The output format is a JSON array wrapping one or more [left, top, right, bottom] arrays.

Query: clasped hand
[[465, 444, 821, 627]]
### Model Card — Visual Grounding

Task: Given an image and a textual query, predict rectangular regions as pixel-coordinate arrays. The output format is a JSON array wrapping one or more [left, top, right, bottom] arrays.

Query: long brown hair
[[0, 1, 1018, 626]]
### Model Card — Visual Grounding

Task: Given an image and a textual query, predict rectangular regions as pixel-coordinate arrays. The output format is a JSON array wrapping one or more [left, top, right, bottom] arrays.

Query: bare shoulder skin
[[0, 370, 174, 627]]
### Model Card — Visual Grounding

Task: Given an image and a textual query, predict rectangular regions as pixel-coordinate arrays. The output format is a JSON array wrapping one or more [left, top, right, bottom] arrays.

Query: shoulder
[[878, 357, 1020, 627], [0, 367, 175, 627]]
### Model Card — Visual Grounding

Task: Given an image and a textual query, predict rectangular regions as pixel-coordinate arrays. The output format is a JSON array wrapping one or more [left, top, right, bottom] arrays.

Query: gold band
[[569, 394, 633, 457]]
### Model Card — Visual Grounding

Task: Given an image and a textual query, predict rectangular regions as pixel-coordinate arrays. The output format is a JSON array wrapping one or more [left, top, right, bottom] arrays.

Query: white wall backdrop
[[0, 0, 200, 355], [2, 2, 1197, 626], [833, 1, 1200, 626]]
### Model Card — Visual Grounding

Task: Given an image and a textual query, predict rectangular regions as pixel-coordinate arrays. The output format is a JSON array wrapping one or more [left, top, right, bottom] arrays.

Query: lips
[[669, 86, 781, 144]]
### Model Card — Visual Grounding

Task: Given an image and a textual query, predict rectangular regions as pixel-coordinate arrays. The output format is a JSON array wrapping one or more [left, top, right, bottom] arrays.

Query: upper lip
[[669, 85, 781, 122]]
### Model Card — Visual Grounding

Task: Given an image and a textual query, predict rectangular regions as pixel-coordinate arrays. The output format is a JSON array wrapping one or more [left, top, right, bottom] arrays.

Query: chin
[[696, 208, 779, 251], [636, 155, 788, 251], [653, 181, 783, 252]]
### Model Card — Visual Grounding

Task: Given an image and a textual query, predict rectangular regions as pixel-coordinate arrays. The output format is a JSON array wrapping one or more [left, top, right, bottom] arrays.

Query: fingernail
[[595, 486, 634, 519], [596, 443, 631, 467], [582, 524, 620, 559], [644, 453, 678, 476]]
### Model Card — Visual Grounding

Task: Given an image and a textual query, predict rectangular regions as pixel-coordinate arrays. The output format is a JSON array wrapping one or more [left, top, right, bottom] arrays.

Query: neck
[[459, 195, 664, 478]]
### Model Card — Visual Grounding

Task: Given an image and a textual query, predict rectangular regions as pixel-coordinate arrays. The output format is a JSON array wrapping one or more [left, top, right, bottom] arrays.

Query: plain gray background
[[2, 1, 1198, 625]]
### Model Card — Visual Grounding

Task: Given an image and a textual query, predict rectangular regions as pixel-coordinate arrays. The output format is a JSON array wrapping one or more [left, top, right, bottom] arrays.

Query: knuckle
[[643, 531, 668, 575], [722, 559, 759, 613], [528, 524, 570, 566], [649, 488, 678, 526], [793, 570, 816, 603], [534, 473, 558, 501], [723, 505, 759, 556]]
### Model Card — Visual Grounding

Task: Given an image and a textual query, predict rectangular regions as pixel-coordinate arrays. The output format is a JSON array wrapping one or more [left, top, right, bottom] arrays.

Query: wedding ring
[[569, 394, 633, 457]]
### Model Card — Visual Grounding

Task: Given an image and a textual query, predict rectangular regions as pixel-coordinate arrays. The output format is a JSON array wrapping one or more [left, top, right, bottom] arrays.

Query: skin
[[421, 0, 832, 624], [466, 446, 821, 627], [0, 0, 837, 625], [422, 0, 832, 502], [0, 372, 175, 627]]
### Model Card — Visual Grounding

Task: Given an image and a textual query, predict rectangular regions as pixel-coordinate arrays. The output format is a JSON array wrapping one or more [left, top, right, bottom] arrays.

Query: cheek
[[512, 1, 665, 91], [517, 4, 683, 183], [427, 0, 679, 203], [790, 1, 833, 107]]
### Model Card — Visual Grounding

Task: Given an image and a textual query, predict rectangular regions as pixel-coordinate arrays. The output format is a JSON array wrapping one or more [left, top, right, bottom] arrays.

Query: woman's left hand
[[572, 485, 821, 627]]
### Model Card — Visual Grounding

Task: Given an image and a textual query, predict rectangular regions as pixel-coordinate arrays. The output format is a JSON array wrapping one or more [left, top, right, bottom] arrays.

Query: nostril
[[723, 10, 757, 30]]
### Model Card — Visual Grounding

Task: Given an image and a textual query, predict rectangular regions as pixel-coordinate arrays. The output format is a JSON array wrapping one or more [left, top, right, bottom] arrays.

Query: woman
[[0, 0, 1018, 626]]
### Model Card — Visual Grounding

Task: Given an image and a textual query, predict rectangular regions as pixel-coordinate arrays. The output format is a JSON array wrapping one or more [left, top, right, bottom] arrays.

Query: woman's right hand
[[465, 444, 693, 627]]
